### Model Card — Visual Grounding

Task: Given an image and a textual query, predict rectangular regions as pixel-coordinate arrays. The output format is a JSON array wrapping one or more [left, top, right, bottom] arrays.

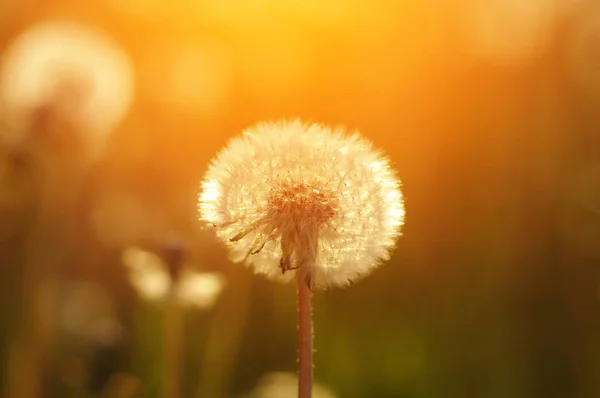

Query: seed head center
[[267, 181, 337, 227]]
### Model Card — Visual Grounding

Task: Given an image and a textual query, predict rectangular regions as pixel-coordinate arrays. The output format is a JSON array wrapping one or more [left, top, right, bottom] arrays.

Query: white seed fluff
[[199, 120, 405, 289], [0, 21, 134, 144]]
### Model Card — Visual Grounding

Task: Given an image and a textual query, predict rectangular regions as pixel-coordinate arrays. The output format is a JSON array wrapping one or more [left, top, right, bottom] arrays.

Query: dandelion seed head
[[0, 21, 134, 150], [199, 119, 405, 289]]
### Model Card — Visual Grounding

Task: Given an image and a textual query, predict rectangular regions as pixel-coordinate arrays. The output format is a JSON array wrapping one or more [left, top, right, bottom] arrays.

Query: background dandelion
[[122, 246, 225, 309], [0, 21, 134, 157], [0, 21, 136, 398]]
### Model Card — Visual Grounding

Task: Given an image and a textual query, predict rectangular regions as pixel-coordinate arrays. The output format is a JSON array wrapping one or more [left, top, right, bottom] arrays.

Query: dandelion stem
[[164, 285, 182, 398], [194, 270, 251, 398], [162, 241, 185, 398], [4, 257, 53, 398], [297, 272, 313, 398]]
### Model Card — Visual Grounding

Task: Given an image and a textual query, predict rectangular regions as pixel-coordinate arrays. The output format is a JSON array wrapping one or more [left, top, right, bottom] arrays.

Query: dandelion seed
[[199, 119, 405, 289]]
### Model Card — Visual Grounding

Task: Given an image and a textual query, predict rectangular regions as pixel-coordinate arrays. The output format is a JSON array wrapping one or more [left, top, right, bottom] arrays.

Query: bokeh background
[[1, 0, 600, 397]]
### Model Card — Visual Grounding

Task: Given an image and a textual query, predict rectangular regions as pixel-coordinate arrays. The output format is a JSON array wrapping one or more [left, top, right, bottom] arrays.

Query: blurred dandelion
[[199, 119, 404, 397], [121, 246, 225, 309], [199, 119, 405, 289], [0, 21, 134, 398], [248, 372, 337, 398], [0, 20, 134, 154], [123, 242, 224, 398]]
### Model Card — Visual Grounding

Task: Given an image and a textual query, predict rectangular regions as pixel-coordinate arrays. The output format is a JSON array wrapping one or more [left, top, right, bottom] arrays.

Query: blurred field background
[[1, 0, 600, 397]]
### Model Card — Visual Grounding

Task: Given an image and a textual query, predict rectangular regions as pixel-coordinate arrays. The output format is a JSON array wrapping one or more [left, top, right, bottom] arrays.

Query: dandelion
[[0, 21, 134, 398], [122, 243, 225, 398], [0, 21, 134, 154], [199, 119, 404, 289], [199, 119, 404, 398], [121, 247, 225, 309]]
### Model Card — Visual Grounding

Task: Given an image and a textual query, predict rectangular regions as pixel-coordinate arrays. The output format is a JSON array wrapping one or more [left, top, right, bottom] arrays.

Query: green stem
[[164, 285, 182, 398], [194, 272, 251, 398], [297, 273, 313, 398]]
